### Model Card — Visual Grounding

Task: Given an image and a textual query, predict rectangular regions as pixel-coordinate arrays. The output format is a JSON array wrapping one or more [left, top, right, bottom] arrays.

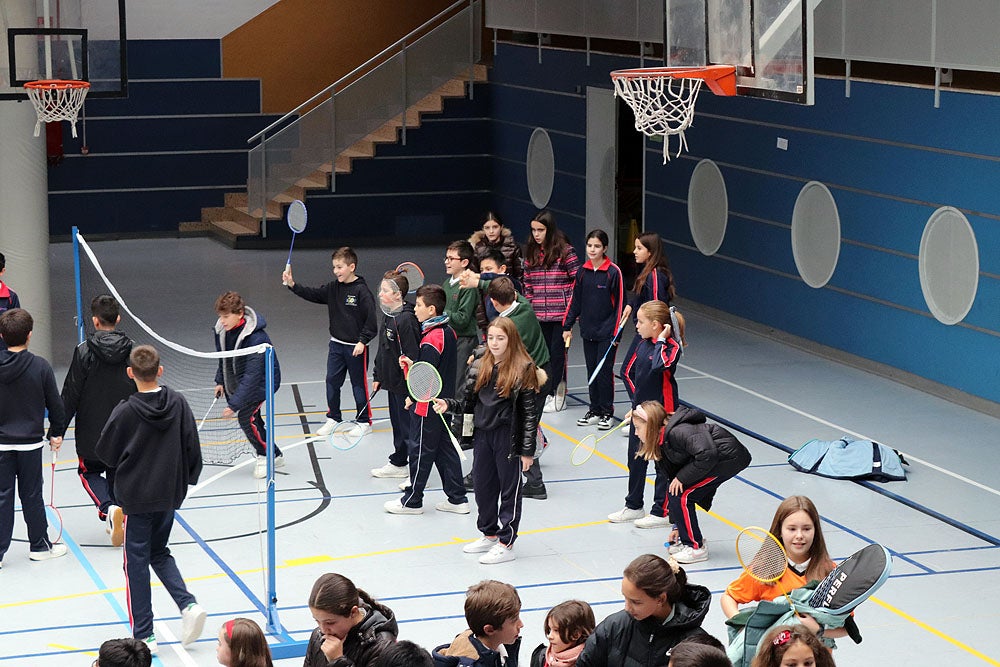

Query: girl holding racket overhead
[[434, 317, 543, 565], [610, 300, 681, 530], [720, 496, 846, 641], [633, 400, 751, 564]]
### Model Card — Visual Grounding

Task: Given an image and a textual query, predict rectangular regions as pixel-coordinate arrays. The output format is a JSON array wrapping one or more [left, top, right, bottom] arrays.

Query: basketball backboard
[[665, 0, 815, 104], [0, 0, 126, 101]]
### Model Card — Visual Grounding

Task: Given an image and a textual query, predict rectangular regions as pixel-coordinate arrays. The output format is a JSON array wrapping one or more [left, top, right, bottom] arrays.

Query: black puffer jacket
[[576, 584, 712, 667], [470, 227, 524, 279], [444, 347, 544, 458], [303, 600, 398, 667], [656, 406, 752, 486]]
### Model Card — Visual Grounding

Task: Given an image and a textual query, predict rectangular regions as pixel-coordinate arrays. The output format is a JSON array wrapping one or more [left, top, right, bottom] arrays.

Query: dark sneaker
[[522, 483, 547, 500], [463, 473, 474, 491]]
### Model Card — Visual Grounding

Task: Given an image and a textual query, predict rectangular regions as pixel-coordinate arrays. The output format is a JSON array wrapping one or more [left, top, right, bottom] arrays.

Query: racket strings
[[407, 364, 443, 401], [738, 530, 788, 582]]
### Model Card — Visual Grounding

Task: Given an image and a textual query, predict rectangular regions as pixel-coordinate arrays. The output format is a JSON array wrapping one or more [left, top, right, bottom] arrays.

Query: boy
[[213, 291, 283, 479], [471, 248, 523, 336], [384, 285, 468, 515], [95, 345, 207, 654], [0, 252, 21, 352], [60, 295, 135, 546], [0, 308, 67, 564], [283, 247, 377, 437], [442, 240, 480, 390], [432, 580, 523, 667], [95, 638, 152, 667], [370, 271, 420, 479]]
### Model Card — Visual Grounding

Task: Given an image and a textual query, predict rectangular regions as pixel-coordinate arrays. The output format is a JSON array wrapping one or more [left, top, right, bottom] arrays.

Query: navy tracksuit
[[373, 303, 420, 467]]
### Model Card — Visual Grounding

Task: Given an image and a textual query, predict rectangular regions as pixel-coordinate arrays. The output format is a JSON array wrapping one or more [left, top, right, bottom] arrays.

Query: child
[[213, 291, 283, 479], [562, 230, 625, 430], [720, 496, 845, 641], [470, 211, 523, 280], [577, 554, 711, 667], [522, 210, 581, 412], [750, 626, 836, 667], [611, 300, 681, 529], [0, 252, 19, 352], [283, 247, 377, 437], [471, 248, 523, 336], [378, 640, 435, 667], [435, 317, 543, 564], [443, 239, 481, 390], [529, 600, 596, 667], [0, 308, 67, 563], [95, 345, 207, 653], [433, 579, 524, 666], [95, 638, 152, 667], [633, 400, 752, 564], [304, 572, 398, 667], [216, 617, 274, 667], [370, 270, 420, 479], [385, 285, 468, 515], [668, 635, 731, 667]]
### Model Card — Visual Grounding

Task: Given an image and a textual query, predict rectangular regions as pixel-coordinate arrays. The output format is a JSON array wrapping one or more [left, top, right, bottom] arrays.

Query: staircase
[[182, 65, 487, 246]]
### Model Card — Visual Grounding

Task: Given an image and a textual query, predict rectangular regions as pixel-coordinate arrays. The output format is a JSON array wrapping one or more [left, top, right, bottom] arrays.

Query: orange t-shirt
[[724, 568, 808, 605]]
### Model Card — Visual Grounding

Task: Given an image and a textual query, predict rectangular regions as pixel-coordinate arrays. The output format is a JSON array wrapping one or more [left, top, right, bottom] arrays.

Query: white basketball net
[[24, 82, 89, 138], [612, 74, 704, 163]]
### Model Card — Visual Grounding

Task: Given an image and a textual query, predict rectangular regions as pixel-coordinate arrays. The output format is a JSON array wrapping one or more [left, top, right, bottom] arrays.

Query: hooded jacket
[[60, 329, 135, 458], [433, 629, 522, 667], [656, 406, 752, 486], [95, 386, 202, 514], [303, 600, 399, 667], [576, 584, 712, 667], [373, 301, 420, 395], [470, 227, 524, 280], [213, 306, 281, 411], [0, 349, 65, 447]]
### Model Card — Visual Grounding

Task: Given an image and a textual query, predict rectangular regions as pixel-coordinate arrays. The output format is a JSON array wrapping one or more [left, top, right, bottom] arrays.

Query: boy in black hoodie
[[60, 295, 135, 546], [0, 308, 67, 564], [95, 345, 206, 655]]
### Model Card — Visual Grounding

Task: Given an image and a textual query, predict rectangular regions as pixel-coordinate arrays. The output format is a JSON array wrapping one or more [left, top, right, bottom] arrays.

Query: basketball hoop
[[611, 65, 736, 163], [24, 80, 90, 139]]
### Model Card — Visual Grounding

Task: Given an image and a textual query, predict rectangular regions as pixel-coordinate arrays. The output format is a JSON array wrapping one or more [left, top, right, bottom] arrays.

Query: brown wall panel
[[223, 0, 459, 114]]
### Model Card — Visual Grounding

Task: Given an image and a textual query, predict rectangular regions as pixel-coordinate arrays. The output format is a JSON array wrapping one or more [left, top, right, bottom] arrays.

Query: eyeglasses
[[444, 256, 462, 262]]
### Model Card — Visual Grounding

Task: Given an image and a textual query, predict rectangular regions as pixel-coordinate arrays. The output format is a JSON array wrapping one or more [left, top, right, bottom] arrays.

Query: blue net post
[[264, 345, 281, 634], [72, 227, 85, 344]]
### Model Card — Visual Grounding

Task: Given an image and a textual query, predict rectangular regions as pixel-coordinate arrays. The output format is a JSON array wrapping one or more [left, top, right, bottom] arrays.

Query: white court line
[[188, 436, 324, 497], [153, 614, 199, 667], [679, 361, 1000, 499]]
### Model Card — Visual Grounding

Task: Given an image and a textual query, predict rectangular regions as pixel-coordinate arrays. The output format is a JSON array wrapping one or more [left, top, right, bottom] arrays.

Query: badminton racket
[[587, 306, 632, 385], [554, 337, 569, 411], [281, 199, 308, 285], [570, 426, 621, 466], [735, 526, 800, 617], [395, 262, 424, 293], [48, 448, 63, 544], [327, 387, 381, 450], [198, 396, 218, 431], [405, 361, 467, 461]]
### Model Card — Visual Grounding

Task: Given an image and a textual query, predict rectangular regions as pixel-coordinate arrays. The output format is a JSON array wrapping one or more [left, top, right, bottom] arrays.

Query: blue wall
[[489, 43, 1000, 405]]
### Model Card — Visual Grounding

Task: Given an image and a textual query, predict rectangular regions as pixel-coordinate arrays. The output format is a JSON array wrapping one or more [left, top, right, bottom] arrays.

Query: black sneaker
[[522, 483, 547, 500], [576, 411, 600, 426], [463, 473, 474, 491]]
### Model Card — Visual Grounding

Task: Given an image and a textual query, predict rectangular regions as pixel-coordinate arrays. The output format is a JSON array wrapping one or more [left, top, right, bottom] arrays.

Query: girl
[[530, 600, 596, 667], [751, 626, 836, 667], [304, 573, 398, 667], [720, 496, 846, 641], [611, 300, 681, 530], [522, 210, 581, 412], [577, 554, 711, 667], [634, 400, 752, 564], [436, 316, 543, 565], [216, 618, 273, 667], [562, 230, 626, 430], [469, 211, 524, 280]]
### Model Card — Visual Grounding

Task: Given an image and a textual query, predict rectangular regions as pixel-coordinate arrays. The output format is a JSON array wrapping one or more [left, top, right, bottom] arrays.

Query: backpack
[[788, 436, 907, 482]]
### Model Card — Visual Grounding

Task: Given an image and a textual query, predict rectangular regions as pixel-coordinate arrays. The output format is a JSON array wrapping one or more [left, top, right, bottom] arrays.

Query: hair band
[[634, 405, 649, 422], [772, 629, 792, 646], [225, 619, 236, 640]]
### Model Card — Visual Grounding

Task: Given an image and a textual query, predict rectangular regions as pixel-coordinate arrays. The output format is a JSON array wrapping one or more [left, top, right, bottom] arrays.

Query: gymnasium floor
[[1, 237, 997, 666]]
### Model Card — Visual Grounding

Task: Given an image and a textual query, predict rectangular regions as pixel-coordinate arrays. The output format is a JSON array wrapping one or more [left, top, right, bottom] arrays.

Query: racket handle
[[440, 413, 467, 461], [282, 262, 291, 286]]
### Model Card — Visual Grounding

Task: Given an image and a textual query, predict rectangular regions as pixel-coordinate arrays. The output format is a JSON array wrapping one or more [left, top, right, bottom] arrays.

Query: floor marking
[[869, 597, 1000, 666]]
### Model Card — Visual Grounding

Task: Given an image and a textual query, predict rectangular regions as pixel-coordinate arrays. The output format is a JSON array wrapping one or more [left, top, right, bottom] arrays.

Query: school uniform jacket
[[620, 336, 681, 410], [412, 319, 459, 406], [288, 275, 378, 345], [576, 585, 712, 667], [443, 277, 481, 339], [433, 629, 522, 667], [373, 301, 420, 395], [303, 600, 398, 667], [0, 349, 66, 447], [656, 406, 752, 487], [213, 306, 281, 411], [628, 267, 674, 315], [0, 283, 19, 352], [522, 245, 581, 323], [562, 257, 624, 340], [60, 330, 135, 458]]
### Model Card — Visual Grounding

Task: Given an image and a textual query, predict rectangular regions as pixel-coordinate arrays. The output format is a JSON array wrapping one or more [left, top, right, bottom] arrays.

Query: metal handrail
[[247, 0, 472, 146]]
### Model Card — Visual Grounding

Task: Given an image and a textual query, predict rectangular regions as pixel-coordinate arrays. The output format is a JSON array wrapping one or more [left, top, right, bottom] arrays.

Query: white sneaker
[[274, 454, 285, 469], [143, 635, 158, 655], [620, 420, 631, 437], [542, 396, 556, 413], [107, 505, 125, 547], [597, 415, 615, 430], [479, 542, 515, 564], [666, 540, 684, 555], [607, 507, 646, 523], [463, 536, 498, 553], [436, 500, 470, 514], [29, 543, 68, 561], [384, 499, 423, 515], [576, 411, 600, 426], [398, 480, 411, 491], [672, 544, 709, 564], [316, 418, 339, 436], [634, 514, 673, 529], [371, 463, 409, 478], [253, 455, 285, 479], [348, 422, 372, 438], [180, 602, 207, 646]]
